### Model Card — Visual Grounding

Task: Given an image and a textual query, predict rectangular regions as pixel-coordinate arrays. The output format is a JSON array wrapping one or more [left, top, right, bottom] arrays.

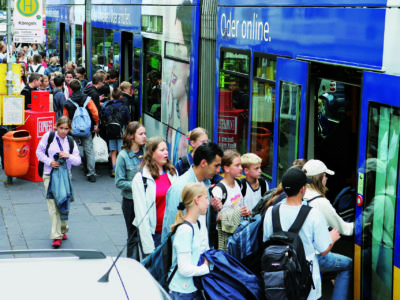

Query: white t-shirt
[[212, 180, 243, 213], [263, 203, 332, 300], [242, 180, 269, 212]]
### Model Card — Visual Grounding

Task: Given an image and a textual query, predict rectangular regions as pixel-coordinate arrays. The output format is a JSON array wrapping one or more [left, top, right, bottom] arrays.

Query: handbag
[[93, 133, 109, 163]]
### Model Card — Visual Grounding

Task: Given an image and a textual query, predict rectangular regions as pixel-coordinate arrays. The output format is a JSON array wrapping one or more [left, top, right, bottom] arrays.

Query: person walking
[[115, 122, 146, 260], [36, 116, 81, 248]]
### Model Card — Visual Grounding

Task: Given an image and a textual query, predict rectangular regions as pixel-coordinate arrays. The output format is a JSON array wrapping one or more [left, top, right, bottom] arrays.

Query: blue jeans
[[169, 290, 204, 300], [317, 252, 353, 300], [152, 233, 162, 248], [73, 135, 95, 175]]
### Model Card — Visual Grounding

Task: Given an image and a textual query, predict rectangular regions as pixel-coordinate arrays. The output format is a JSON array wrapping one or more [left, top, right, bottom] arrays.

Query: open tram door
[[355, 72, 400, 300], [272, 58, 309, 186]]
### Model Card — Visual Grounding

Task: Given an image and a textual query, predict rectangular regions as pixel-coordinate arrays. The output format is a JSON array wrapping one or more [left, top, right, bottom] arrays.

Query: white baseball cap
[[303, 159, 335, 176]]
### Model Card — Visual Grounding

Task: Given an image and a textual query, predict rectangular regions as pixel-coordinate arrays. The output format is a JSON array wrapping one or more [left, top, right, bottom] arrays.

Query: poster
[[2, 96, 25, 125]]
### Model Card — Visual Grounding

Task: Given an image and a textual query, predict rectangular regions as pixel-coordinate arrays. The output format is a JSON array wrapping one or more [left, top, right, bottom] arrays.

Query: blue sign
[[219, 0, 387, 6], [217, 7, 386, 70], [91, 5, 140, 31], [46, 6, 69, 22]]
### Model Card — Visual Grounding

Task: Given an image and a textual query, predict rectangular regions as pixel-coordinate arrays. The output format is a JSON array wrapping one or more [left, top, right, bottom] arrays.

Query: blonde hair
[[189, 127, 208, 142], [120, 81, 132, 91], [221, 150, 240, 169], [170, 183, 207, 232], [49, 56, 58, 67], [241, 153, 262, 169]]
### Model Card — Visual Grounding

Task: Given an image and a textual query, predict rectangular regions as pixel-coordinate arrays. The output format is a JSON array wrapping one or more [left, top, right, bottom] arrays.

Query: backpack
[[262, 204, 314, 300], [210, 178, 242, 205], [240, 177, 268, 198], [105, 102, 125, 139], [177, 155, 190, 174], [332, 186, 356, 222], [69, 97, 92, 137], [38, 131, 75, 178], [141, 220, 199, 291], [251, 188, 276, 216], [29, 64, 43, 73]]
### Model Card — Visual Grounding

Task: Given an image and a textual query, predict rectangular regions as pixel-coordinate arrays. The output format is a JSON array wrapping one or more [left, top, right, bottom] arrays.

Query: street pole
[[6, 0, 13, 184]]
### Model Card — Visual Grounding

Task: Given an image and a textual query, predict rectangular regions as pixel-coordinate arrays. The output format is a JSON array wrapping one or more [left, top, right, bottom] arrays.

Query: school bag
[[104, 102, 125, 139], [240, 177, 268, 198], [38, 131, 75, 178], [141, 220, 199, 291], [177, 155, 190, 174], [251, 188, 276, 216], [29, 64, 43, 73], [68, 97, 92, 137], [194, 249, 263, 300], [262, 204, 314, 300], [332, 186, 356, 222]]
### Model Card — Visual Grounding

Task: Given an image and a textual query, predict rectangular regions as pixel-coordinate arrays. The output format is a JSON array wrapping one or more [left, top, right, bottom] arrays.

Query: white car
[[0, 249, 170, 300]]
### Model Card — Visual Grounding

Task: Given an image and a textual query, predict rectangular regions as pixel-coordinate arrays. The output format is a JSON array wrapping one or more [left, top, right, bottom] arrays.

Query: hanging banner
[[13, 0, 44, 43]]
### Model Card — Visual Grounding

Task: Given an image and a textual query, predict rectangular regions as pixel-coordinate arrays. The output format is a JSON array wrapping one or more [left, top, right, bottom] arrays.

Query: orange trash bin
[[2, 130, 31, 177]]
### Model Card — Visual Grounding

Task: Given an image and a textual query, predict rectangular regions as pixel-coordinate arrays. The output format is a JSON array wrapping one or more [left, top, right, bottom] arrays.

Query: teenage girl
[[211, 151, 251, 251], [132, 137, 177, 256], [169, 183, 210, 300], [115, 122, 146, 260]]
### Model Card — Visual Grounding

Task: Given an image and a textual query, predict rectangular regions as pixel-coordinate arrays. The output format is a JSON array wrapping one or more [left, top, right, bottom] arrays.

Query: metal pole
[[5, 0, 13, 184]]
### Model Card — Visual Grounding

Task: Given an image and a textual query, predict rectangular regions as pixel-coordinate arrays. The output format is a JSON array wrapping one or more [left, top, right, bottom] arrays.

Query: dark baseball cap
[[281, 168, 312, 196]]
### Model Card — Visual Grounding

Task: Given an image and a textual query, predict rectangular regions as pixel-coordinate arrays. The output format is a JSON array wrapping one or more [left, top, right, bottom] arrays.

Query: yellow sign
[[16, 0, 39, 17], [0, 64, 22, 94]]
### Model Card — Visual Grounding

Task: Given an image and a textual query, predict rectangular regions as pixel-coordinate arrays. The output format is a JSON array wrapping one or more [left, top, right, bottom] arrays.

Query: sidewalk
[[0, 163, 127, 256]]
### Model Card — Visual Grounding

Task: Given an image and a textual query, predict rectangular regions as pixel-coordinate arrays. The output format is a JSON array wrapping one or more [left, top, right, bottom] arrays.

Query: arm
[[63, 107, 69, 118], [320, 228, 341, 256], [115, 154, 132, 192], [161, 186, 181, 243], [67, 140, 81, 166], [36, 132, 53, 166], [87, 100, 99, 124], [123, 106, 131, 125], [177, 252, 209, 277], [318, 198, 354, 236]]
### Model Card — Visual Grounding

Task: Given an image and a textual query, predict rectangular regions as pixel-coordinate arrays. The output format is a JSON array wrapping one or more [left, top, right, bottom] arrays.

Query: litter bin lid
[[2, 130, 31, 141]]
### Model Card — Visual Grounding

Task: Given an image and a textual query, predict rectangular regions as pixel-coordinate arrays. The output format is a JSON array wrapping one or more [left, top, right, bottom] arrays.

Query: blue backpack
[[332, 186, 356, 222], [69, 97, 92, 137], [194, 249, 263, 300]]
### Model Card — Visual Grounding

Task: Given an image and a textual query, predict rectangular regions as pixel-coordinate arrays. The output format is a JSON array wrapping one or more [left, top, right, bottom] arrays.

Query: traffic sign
[[13, 0, 43, 43]]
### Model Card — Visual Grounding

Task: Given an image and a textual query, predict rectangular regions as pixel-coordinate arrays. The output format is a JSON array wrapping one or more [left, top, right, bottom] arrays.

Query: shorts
[[109, 139, 122, 151]]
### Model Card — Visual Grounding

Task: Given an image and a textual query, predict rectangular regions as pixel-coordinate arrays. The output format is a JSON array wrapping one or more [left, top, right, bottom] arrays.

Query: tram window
[[105, 29, 113, 71], [133, 47, 141, 121], [75, 25, 83, 66], [143, 39, 162, 121], [251, 55, 276, 179], [46, 21, 59, 57], [218, 50, 250, 154], [277, 82, 300, 181], [65, 25, 70, 64], [361, 104, 399, 300], [114, 43, 120, 72], [165, 42, 190, 62], [92, 27, 105, 74]]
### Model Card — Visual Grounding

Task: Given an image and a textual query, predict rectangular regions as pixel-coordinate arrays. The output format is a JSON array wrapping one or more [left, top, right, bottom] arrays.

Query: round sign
[[16, 0, 39, 17], [357, 195, 363, 207]]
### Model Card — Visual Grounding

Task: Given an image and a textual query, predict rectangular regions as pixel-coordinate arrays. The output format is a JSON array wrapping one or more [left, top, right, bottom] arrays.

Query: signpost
[[13, 0, 44, 44]]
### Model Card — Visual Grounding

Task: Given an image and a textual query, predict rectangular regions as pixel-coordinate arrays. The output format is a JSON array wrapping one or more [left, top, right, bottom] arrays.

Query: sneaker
[[51, 239, 62, 249], [88, 174, 96, 182], [62, 233, 68, 240], [110, 170, 115, 178]]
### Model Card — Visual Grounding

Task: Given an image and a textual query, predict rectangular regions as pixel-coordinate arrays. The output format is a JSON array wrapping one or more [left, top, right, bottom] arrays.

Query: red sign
[[37, 117, 54, 138], [219, 115, 237, 134]]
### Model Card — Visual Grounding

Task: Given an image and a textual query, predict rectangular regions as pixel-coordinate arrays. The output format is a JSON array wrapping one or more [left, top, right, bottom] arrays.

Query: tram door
[[120, 32, 133, 83], [355, 72, 400, 300], [272, 58, 309, 185], [113, 31, 121, 77]]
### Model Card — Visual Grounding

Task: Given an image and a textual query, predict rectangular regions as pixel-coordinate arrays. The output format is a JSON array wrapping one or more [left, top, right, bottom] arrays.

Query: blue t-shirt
[[263, 203, 332, 300], [169, 222, 202, 293]]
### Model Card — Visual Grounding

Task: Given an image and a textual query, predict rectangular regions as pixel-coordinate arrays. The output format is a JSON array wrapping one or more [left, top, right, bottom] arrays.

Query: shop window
[[105, 29, 113, 71], [143, 39, 162, 120], [251, 55, 276, 180], [218, 49, 250, 154], [75, 25, 83, 66], [92, 27, 105, 74]]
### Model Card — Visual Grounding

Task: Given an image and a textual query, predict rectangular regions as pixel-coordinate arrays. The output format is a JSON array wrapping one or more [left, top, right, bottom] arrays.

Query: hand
[[210, 197, 222, 211], [50, 161, 60, 169], [99, 94, 106, 101], [59, 151, 70, 159], [329, 228, 341, 244], [240, 206, 251, 217], [93, 125, 99, 132], [203, 258, 209, 267]]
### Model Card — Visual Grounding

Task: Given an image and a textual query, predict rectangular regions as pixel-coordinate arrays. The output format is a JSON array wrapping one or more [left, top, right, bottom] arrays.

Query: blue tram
[[45, 0, 400, 298]]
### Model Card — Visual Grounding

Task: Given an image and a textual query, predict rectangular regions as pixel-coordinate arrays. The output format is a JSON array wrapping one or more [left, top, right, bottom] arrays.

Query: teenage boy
[[161, 142, 224, 252], [103, 88, 130, 177], [21, 73, 41, 110], [52, 75, 66, 119], [84, 73, 105, 113], [63, 79, 99, 182], [263, 168, 341, 300]]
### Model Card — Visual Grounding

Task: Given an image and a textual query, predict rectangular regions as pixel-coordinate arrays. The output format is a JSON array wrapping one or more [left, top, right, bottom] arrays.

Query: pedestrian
[[21, 73, 41, 110], [52, 75, 66, 120], [131, 137, 178, 257], [175, 127, 208, 176], [20, 63, 27, 91], [84, 73, 106, 113], [36, 116, 81, 249], [44, 56, 62, 75], [39, 75, 50, 91], [302, 159, 353, 300], [63, 70, 75, 99], [28, 54, 45, 75], [63, 79, 99, 182], [263, 167, 341, 300], [169, 183, 210, 300], [162, 142, 224, 251], [0, 41, 6, 61], [76, 66, 88, 91], [103, 88, 131, 177], [120, 81, 133, 111], [115, 122, 146, 260], [27, 43, 40, 57], [211, 151, 250, 251]]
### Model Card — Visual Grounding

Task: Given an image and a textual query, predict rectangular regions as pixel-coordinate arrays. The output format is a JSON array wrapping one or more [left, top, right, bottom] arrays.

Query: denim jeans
[[169, 290, 204, 300], [152, 233, 162, 248], [121, 197, 139, 261], [73, 135, 95, 175], [317, 252, 353, 300]]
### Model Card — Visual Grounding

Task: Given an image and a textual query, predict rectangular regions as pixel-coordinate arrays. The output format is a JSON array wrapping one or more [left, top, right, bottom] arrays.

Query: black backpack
[[38, 131, 75, 178], [105, 103, 125, 139], [240, 177, 268, 198], [177, 155, 190, 175], [332, 187, 356, 222], [262, 204, 314, 300], [210, 178, 242, 205]]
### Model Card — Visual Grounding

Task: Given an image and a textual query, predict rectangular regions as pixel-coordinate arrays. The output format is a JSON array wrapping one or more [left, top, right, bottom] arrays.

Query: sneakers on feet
[[52, 239, 62, 249], [110, 170, 115, 178], [62, 233, 68, 240], [88, 174, 96, 182]]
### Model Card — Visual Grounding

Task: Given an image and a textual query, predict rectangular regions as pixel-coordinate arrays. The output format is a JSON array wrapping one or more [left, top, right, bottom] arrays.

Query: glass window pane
[[277, 81, 301, 181], [165, 42, 190, 62], [65, 25, 70, 64], [317, 79, 346, 123], [75, 25, 83, 66], [221, 51, 250, 74], [92, 27, 105, 74], [105, 29, 113, 71], [362, 104, 399, 300], [46, 21, 59, 57], [133, 47, 141, 121], [251, 81, 275, 179], [113, 42, 120, 73], [254, 56, 276, 81]]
